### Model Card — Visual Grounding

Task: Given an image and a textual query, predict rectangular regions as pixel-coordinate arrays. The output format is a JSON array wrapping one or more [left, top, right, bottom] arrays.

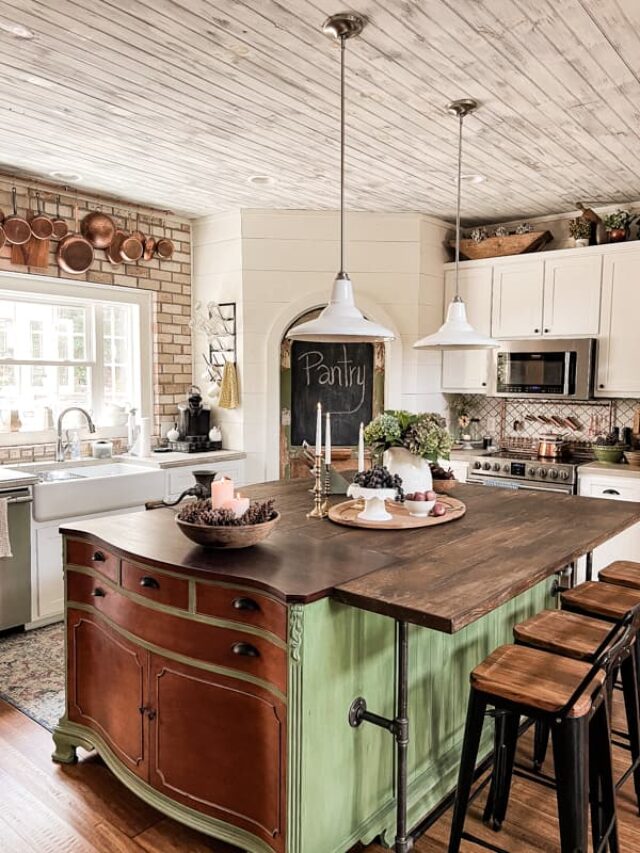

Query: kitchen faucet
[[56, 407, 96, 462]]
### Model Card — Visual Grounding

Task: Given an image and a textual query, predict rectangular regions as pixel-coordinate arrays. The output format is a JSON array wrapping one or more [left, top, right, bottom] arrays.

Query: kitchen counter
[[117, 449, 246, 469], [0, 466, 39, 489], [578, 461, 640, 479]]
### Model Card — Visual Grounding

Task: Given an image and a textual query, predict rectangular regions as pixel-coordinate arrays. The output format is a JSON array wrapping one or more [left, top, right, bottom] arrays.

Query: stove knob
[[527, 466, 537, 476], [473, 461, 482, 469], [503, 464, 510, 472], [483, 462, 492, 471], [549, 469, 559, 479], [493, 463, 501, 472], [537, 467, 548, 478], [560, 470, 570, 481]]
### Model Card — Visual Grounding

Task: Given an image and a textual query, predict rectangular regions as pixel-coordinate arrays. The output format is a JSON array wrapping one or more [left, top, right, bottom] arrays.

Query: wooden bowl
[[433, 478, 456, 493], [624, 450, 640, 469], [175, 512, 280, 549]]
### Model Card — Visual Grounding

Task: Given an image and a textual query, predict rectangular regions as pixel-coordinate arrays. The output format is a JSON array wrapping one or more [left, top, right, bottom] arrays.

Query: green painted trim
[[68, 602, 287, 703], [286, 604, 304, 852], [65, 565, 286, 649], [51, 720, 275, 853]]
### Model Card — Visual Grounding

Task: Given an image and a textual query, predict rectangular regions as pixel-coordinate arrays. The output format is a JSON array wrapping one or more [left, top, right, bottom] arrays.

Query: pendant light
[[413, 99, 499, 351], [287, 14, 395, 343]]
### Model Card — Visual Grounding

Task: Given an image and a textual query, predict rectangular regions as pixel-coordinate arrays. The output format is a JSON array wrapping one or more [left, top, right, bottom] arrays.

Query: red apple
[[426, 490, 437, 501], [431, 502, 447, 517], [412, 492, 426, 501]]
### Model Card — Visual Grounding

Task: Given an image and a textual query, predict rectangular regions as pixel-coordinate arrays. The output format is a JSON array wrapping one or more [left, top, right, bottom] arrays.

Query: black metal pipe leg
[[448, 689, 488, 853], [621, 649, 640, 813], [395, 620, 411, 853], [533, 719, 550, 772], [551, 716, 589, 853], [585, 551, 593, 582]]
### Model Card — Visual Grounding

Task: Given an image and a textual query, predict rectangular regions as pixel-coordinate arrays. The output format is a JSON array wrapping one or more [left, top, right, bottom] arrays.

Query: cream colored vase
[[382, 446, 433, 495]]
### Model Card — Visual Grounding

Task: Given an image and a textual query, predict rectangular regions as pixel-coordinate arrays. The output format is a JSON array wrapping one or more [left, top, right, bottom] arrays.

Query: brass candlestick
[[307, 454, 328, 519]]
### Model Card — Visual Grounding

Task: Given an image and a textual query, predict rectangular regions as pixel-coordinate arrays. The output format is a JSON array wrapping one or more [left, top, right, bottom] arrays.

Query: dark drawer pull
[[231, 641, 260, 658], [92, 551, 106, 562], [139, 576, 160, 589], [603, 489, 620, 496], [91, 588, 106, 598], [233, 596, 260, 612]]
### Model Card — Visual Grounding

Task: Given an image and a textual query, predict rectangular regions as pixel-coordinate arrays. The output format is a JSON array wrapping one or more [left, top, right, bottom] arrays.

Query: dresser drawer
[[67, 570, 286, 694], [66, 539, 119, 583], [121, 561, 189, 610], [196, 583, 287, 641]]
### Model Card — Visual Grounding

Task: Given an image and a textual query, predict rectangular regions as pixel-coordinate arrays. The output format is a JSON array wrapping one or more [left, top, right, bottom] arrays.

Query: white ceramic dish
[[404, 498, 436, 517], [346, 484, 397, 522]]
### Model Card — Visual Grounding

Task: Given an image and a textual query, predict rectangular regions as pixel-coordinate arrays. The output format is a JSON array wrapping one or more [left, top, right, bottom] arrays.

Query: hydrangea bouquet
[[363, 410, 453, 463]]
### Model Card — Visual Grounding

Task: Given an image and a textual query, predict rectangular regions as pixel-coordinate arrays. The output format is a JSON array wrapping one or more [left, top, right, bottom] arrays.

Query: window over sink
[[0, 274, 152, 442]]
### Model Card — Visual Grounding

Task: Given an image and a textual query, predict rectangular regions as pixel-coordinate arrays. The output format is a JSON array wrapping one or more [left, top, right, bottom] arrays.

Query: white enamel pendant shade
[[413, 296, 499, 351]]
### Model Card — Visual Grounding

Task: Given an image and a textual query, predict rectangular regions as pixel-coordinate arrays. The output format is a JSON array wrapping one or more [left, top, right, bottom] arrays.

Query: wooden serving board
[[328, 495, 466, 530]]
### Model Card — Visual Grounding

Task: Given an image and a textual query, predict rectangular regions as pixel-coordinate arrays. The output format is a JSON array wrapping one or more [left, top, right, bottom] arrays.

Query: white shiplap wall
[[193, 209, 449, 483]]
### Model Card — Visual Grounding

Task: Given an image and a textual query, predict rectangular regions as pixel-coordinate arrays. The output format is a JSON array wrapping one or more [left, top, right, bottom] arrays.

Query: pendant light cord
[[454, 111, 463, 299], [339, 34, 346, 275]]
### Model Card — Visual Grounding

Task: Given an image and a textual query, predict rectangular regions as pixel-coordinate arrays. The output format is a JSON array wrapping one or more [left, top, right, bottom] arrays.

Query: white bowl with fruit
[[404, 490, 448, 519], [348, 466, 403, 522]]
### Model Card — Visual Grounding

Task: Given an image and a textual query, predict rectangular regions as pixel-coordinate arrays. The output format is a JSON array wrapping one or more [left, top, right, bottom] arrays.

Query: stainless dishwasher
[[0, 487, 32, 631]]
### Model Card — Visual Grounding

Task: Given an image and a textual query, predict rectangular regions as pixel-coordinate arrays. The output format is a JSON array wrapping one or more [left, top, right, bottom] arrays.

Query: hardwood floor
[[1, 696, 639, 852]]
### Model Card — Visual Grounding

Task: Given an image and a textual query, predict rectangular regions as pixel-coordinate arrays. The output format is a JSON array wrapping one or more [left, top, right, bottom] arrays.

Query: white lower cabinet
[[576, 472, 640, 582]]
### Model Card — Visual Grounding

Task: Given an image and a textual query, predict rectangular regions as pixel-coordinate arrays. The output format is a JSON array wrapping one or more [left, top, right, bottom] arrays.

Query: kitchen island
[[52, 481, 640, 853]]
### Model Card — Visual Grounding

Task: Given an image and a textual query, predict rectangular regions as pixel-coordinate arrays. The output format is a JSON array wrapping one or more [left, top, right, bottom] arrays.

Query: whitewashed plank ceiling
[[1, 0, 640, 221]]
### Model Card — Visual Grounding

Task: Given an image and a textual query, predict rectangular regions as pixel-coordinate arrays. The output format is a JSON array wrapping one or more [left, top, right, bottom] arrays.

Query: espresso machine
[[169, 385, 221, 453]]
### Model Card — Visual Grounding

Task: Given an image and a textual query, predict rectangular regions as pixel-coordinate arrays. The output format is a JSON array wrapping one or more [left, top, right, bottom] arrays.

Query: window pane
[[102, 305, 133, 408]]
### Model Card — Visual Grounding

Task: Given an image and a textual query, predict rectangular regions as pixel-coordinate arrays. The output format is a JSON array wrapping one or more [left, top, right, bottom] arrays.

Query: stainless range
[[468, 449, 577, 494]]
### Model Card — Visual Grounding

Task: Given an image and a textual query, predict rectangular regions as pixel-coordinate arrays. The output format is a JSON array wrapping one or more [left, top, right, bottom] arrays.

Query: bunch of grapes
[[352, 466, 404, 501], [177, 498, 276, 526]]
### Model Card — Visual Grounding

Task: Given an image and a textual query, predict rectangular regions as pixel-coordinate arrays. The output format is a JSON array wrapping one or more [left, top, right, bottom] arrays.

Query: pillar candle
[[222, 493, 250, 519], [315, 402, 322, 456], [358, 422, 365, 472], [211, 476, 234, 509], [325, 412, 331, 466]]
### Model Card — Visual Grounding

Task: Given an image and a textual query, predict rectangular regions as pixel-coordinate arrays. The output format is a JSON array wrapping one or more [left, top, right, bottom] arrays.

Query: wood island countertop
[[61, 480, 640, 633]]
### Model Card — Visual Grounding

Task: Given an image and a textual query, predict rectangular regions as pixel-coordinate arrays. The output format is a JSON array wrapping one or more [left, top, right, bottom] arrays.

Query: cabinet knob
[[91, 587, 106, 598], [481, 382, 487, 387], [233, 596, 260, 612], [534, 328, 540, 334], [139, 576, 160, 590], [544, 328, 550, 333], [139, 706, 156, 720], [599, 384, 605, 389], [92, 551, 106, 562], [231, 641, 260, 658]]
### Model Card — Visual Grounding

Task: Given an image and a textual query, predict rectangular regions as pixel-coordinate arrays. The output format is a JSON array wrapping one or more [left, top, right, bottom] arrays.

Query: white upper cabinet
[[491, 261, 544, 338], [596, 249, 640, 397], [542, 254, 602, 337], [441, 266, 493, 393]]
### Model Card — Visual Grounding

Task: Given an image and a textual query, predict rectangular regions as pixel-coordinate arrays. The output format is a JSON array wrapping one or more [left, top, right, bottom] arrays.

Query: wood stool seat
[[599, 560, 640, 590], [562, 580, 640, 620], [513, 609, 612, 661], [471, 644, 605, 718]]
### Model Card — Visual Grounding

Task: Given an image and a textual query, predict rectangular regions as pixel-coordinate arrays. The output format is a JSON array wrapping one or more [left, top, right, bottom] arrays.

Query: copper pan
[[81, 208, 115, 249], [51, 195, 68, 240], [130, 212, 145, 244], [143, 235, 156, 261], [57, 202, 94, 275], [29, 191, 54, 240], [0, 214, 5, 251], [119, 214, 143, 263], [105, 228, 125, 264], [155, 234, 174, 260], [4, 188, 31, 245]]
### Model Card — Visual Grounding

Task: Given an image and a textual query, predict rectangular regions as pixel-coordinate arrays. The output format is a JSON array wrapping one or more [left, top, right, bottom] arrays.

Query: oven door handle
[[468, 477, 573, 495], [4, 495, 33, 505]]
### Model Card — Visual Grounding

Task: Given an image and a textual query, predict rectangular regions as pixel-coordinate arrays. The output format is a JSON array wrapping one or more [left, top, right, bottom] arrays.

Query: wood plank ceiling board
[[0, 0, 639, 220]]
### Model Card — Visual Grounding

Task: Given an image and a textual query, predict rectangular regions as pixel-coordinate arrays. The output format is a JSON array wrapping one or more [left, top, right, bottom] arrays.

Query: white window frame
[[0, 271, 153, 446]]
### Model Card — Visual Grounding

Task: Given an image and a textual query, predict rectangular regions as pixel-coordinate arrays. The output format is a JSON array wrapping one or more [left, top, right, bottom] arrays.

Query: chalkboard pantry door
[[280, 311, 385, 479]]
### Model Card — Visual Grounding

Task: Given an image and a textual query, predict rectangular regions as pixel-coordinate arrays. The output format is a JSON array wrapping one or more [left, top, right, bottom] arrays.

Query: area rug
[[0, 623, 65, 731]]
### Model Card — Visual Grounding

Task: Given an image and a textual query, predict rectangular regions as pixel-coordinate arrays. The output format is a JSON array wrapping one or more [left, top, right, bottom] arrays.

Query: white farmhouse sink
[[32, 463, 166, 522]]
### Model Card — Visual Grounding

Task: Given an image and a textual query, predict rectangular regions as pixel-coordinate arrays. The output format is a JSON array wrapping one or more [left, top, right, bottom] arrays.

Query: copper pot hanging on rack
[[155, 219, 174, 260], [29, 191, 54, 240], [118, 213, 143, 263], [81, 207, 115, 249], [4, 188, 31, 245], [51, 195, 68, 240], [57, 201, 94, 274], [130, 212, 145, 244], [0, 214, 5, 251]]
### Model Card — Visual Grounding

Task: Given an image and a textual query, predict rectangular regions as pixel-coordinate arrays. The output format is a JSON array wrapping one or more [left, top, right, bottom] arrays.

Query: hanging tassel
[[217, 361, 239, 409]]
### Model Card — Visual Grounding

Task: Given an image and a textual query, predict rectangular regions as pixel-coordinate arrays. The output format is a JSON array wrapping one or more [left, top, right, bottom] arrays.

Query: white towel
[[0, 498, 12, 558]]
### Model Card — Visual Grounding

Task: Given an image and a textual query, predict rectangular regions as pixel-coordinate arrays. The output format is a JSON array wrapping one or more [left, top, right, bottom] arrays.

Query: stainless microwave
[[490, 338, 596, 399]]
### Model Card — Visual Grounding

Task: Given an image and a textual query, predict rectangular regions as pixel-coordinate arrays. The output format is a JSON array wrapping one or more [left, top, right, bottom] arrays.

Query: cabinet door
[[33, 525, 64, 622], [491, 261, 544, 338], [596, 251, 640, 397], [67, 608, 148, 779], [149, 654, 286, 852], [542, 254, 602, 337], [441, 267, 492, 392]]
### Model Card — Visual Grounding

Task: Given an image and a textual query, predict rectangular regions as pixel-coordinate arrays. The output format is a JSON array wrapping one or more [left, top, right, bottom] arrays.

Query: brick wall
[[0, 176, 192, 460]]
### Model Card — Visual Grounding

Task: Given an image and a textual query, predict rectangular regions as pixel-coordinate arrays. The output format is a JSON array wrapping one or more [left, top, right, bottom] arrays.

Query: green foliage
[[363, 410, 453, 462], [603, 209, 635, 231], [568, 218, 591, 240]]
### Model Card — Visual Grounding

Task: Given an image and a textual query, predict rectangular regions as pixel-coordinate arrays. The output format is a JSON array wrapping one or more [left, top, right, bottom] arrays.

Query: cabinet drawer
[[585, 482, 640, 502], [66, 539, 119, 583], [196, 583, 286, 641], [67, 571, 286, 694], [121, 561, 189, 610]]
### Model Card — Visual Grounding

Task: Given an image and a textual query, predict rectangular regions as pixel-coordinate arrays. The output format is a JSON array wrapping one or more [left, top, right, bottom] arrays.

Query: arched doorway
[[279, 308, 386, 479]]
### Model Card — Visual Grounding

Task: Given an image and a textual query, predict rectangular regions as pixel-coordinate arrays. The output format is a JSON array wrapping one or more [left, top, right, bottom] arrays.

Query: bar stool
[[448, 614, 637, 853], [599, 560, 640, 590]]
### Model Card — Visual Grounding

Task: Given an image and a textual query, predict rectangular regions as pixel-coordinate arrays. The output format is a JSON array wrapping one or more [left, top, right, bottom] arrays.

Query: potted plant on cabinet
[[363, 410, 453, 495], [568, 217, 591, 248], [603, 209, 635, 243]]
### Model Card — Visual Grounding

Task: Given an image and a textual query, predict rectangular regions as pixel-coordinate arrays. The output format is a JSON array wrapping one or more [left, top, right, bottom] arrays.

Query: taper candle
[[315, 402, 322, 456], [358, 422, 365, 472], [325, 412, 331, 465]]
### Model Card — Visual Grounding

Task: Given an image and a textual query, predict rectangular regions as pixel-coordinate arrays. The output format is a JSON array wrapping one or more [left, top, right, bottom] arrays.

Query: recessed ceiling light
[[49, 170, 82, 183], [459, 174, 486, 184], [247, 175, 275, 186], [0, 20, 34, 39]]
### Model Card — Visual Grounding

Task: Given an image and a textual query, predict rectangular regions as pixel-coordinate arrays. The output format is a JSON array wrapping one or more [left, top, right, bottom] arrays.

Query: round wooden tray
[[328, 495, 466, 530]]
